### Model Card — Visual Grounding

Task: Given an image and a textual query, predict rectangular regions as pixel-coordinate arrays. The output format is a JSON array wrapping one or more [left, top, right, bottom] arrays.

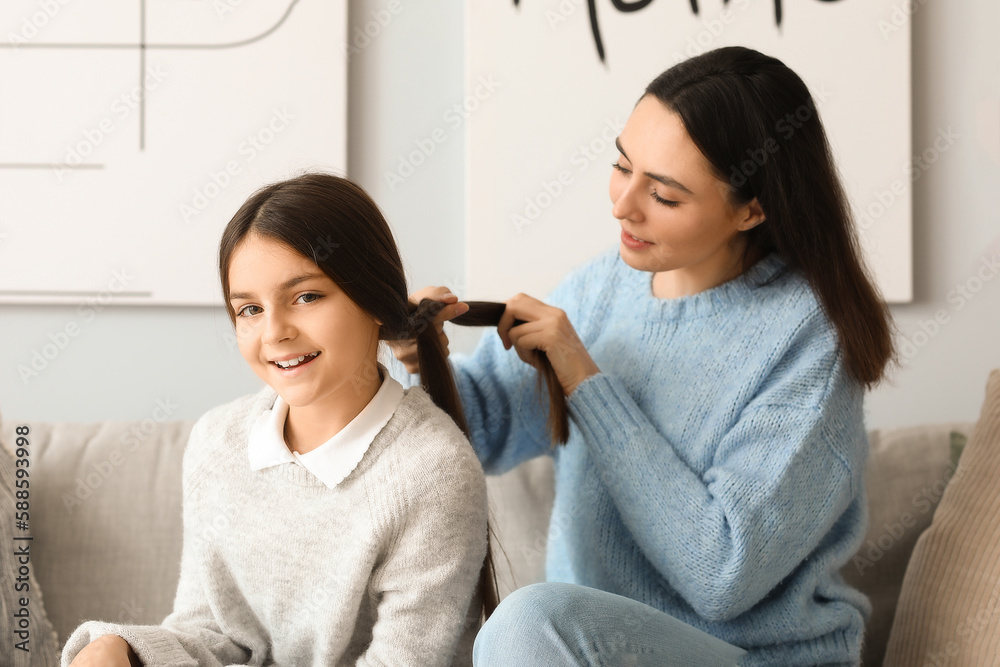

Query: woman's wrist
[[562, 358, 601, 396]]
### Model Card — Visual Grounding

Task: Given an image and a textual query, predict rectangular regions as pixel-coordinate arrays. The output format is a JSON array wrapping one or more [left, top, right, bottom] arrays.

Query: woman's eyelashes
[[612, 161, 680, 208], [651, 192, 680, 207], [611, 161, 631, 175]]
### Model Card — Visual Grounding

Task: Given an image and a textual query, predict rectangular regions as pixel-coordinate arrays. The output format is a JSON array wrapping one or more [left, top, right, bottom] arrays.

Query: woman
[[393, 46, 894, 665]]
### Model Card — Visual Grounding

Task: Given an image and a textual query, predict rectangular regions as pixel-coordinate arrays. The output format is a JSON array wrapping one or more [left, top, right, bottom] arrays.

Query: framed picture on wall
[[466, 0, 912, 303], [0, 0, 346, 305]]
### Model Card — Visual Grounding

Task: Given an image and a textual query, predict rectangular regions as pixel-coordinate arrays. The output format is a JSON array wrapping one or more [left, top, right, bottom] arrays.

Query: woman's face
[[610, 95, 764, 297], [227, 233, 381, 414]]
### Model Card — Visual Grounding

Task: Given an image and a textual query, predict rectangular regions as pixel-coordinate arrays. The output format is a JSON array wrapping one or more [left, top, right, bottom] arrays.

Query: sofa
[[0, 392, 988, 666]]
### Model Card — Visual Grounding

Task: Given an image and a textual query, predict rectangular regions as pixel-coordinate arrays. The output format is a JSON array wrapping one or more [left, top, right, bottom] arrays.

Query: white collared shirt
[[247, 367, 405, 488]]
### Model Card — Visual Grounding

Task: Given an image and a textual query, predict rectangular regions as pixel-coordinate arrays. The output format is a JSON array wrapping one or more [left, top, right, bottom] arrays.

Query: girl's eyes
[[236, 304, 262, 318], [612, 162, 680, 208], [297, 293, 322, 304], [235, 293, 323, 317]]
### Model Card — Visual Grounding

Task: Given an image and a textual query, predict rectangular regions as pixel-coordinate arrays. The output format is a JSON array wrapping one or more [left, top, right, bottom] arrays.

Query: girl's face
[[227, 233, 381, 414], [609, 95, 765, 297]]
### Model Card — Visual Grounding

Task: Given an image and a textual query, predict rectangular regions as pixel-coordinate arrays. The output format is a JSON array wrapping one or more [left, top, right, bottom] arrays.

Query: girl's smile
[[271, 351, 321, 371]]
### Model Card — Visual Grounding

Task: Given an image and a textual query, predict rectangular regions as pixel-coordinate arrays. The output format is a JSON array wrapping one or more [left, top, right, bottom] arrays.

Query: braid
[[384, 297, 572, 623], [440, 300, 570, 447]]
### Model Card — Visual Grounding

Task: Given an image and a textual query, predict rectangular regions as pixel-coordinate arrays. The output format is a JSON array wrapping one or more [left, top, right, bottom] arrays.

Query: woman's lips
[[621, 229, 653, 249]]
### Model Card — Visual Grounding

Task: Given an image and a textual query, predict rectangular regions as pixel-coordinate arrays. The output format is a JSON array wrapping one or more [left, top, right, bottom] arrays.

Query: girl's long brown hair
[[218, 173, 500, 620]]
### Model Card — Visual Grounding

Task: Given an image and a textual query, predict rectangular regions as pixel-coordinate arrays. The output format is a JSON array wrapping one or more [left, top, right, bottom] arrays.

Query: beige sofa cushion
[[840, 420, 973, 666], [0, 414, 60, 667], [882, 369, 1000, 665], [486, 456, 555, 598], [0, 417, 193, 645]]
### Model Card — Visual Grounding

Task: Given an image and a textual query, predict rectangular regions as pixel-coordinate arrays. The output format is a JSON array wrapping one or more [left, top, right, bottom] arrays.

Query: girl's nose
[[261, 312, 295, 345]]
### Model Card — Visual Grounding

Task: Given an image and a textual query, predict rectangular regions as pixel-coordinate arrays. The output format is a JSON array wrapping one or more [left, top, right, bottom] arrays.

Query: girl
[[393, 46, 895, 665], [63, 174, 496, 667]]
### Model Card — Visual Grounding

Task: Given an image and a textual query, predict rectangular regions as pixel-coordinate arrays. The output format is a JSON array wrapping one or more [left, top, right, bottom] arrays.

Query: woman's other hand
[[389, 286, 469, 374], [68, 635, 141, 667], [499, 293, 600, 395]]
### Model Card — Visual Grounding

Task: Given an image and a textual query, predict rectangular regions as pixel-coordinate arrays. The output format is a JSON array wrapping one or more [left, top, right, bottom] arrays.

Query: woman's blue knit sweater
[[447, 248, 870, 665]]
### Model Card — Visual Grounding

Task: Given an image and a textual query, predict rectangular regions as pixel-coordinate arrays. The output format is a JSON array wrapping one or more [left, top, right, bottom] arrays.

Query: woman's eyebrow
[[615, 136, 694, 196], [229, 273, 325, 301]]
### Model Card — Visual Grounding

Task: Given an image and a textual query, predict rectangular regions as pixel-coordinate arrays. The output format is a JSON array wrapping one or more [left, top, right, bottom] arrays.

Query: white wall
[[864, 0, 1000, 428], [1, 0, 997, 430]]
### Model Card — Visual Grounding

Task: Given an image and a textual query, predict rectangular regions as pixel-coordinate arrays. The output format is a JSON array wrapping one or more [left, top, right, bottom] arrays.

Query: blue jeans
[[473, 582, 748, 666]]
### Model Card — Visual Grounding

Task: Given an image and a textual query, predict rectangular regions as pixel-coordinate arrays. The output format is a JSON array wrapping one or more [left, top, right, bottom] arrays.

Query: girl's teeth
[[275, 352, 318, 369]]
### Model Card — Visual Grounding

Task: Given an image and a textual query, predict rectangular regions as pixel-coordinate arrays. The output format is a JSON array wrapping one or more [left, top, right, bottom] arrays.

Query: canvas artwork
[[0, 0, 346, 305], [466, 0, 913, 303]]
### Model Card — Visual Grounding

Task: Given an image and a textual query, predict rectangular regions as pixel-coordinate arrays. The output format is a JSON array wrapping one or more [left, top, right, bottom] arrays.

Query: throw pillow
[[882, 369, 1000, 665], [0, 410, 61, 666]]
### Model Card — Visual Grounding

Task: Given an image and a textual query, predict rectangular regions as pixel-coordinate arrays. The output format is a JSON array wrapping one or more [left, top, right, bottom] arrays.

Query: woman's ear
[[737, 198, 766, 231]]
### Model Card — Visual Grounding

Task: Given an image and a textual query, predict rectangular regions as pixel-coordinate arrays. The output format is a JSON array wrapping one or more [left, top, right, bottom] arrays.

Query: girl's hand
[[388, 286, 469, 374], [68, 635, 141, 667], [499, 293, 600, 396]]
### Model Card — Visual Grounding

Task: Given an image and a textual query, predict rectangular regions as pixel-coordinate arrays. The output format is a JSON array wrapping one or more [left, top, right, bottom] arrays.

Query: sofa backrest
[[2, 416, 972, 665], [0, 419, 192, 644]]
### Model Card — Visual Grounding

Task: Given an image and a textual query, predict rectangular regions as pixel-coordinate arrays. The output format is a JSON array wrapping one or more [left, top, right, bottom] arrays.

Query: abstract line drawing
[[0, 0, 301, 163], [512, 0, 844, 62]]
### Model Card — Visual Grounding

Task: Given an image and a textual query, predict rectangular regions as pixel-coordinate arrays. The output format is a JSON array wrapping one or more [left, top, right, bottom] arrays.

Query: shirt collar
[[247, 365, 405, 489]]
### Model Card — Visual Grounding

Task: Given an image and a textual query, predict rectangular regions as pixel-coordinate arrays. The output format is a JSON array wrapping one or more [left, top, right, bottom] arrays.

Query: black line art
[[513, 0, 844, 63], [0, 0, 301, 167]]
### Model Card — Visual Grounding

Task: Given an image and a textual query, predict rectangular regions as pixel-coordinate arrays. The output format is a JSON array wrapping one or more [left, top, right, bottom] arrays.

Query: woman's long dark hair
[[645, 46, 895, 387], [218, 173, 499, 620]]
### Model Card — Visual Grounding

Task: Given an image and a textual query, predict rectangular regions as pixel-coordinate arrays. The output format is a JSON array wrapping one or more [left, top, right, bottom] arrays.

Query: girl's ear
[[737, 197, 766, 231]]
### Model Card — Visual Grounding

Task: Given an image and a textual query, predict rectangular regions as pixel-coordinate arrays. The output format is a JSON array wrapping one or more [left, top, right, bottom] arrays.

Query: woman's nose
[[611, 179, 643, 223]]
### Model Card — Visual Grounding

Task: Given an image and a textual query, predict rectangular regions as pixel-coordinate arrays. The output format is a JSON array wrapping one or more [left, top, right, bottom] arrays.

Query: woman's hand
[[499, 293, 600, 396], [68, 635, 141, 667], [389, 286, 469, 374]]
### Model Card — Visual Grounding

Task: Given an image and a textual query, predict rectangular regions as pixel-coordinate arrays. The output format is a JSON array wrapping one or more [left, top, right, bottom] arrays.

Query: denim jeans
[[473, 582, 748, 667]]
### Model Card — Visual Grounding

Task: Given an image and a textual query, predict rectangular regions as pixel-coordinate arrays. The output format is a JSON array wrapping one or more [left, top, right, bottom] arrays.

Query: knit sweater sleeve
[[359, 409, 489, 666], [567, 311, 867, 623], [451, 251, 612, 474], [60, 413, 253, 667]]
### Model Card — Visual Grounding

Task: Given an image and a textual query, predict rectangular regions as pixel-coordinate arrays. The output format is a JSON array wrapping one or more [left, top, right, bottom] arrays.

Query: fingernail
[[457, 302, 469, 314], [443, 292, 457, 300]]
